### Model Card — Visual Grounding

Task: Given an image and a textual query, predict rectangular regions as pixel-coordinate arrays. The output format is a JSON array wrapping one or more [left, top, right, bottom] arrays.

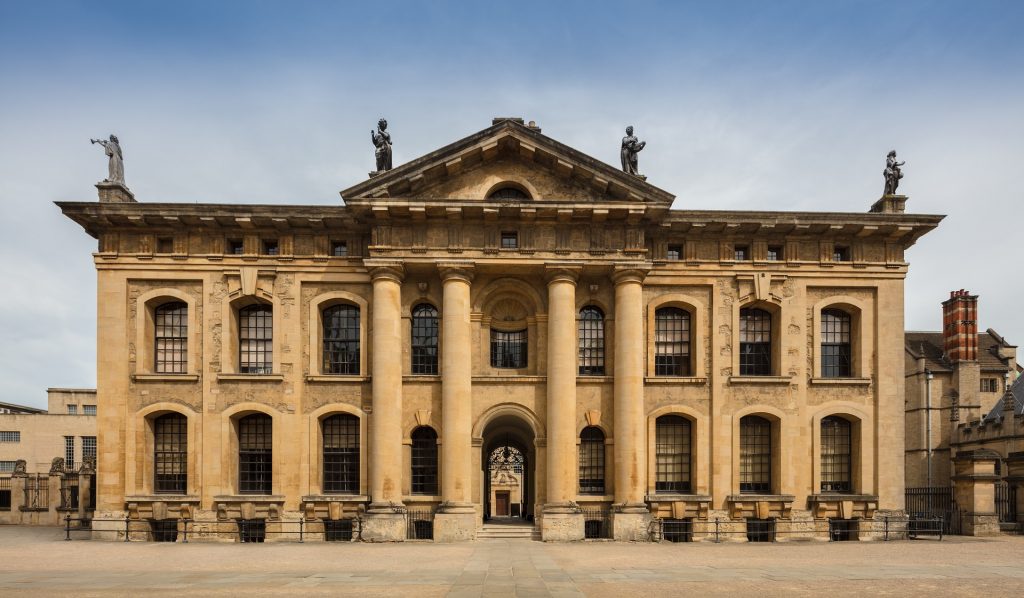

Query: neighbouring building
[[58, 117, 942, 543]]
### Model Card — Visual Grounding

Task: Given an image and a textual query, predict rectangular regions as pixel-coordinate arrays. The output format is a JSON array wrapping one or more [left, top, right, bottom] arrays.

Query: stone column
[[1006, 452, 1024, 528], [434, 262, 477, 542], [612, 264, 652, 540], [952, 449, 1001, 536], [362, 260, 407, 542], [541, 265, 584, 541]]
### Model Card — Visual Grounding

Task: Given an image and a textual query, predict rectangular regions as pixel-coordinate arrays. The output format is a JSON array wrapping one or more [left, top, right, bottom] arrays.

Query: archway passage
[[481, 414, 536, 523]]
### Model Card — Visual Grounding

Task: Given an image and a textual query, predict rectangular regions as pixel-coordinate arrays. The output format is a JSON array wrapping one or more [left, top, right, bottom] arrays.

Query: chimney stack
[[942, 289, 978, 362]]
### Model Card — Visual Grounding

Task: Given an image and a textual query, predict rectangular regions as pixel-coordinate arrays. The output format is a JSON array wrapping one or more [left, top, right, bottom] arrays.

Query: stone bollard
[[951, 449, 1001, 536]]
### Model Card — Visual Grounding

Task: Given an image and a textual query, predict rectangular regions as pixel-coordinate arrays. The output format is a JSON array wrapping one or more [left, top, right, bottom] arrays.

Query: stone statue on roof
[[620, 125, 647, 178], [91, 134, 125, 186], [371, 118, 393, 174], [883, 150, 905, 195]]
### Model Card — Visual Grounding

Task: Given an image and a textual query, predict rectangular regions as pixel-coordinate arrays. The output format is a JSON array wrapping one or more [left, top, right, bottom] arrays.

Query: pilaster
[[952, 449, 1001, 536]]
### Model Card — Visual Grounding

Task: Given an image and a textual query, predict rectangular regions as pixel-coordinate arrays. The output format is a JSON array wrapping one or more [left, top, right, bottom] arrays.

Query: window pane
[[578, 427, 605, 494], [654, 308, 691, 376], [239, 305, 272, 374], [490, 329, 527, 369], [323, 304, 360, 375], [655, 416, 692, 493], [740, 416, 771, 493], [238, 414, 272, 494], [578, 307, 605, 375], [323, 414, 360, 493], [411, 304, 439, 375], [155, 302, 188, 373], [739, 308, 772, 376], [821, 416, 852, 492], [411, 427, 438, 495], [821, 309, 852, 378], [154, 414, 187, 494]]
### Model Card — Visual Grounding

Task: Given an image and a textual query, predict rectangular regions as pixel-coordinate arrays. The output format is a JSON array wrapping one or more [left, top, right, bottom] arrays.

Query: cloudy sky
[[1, 1, 1021, 408]]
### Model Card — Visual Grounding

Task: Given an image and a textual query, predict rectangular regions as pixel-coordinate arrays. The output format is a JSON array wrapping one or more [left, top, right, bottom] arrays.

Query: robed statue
[[91, 134, 125, 185], [883, 150, 905, 195], [620, 125, 646, 177], [371, 118, 393, 172]]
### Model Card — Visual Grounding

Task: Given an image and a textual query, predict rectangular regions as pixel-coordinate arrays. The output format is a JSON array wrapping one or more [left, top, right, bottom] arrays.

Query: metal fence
[[406, 508, 435, 540], [581, 508, 612, 539], [114, 517, 363, 543], [59, 475, 79, 510], [995, 482, 1017, 524], [23, 474, 48, 510], [905, 486, 961, 535], [651, 516, 943, 542]]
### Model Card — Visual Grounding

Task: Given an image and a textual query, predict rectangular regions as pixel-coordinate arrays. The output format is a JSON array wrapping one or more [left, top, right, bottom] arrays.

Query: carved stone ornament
[[49, 457, 66, 474], [12, 459, 27, 476]]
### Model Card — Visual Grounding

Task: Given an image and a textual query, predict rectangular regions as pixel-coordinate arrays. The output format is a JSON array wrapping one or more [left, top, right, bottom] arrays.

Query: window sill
[[644, 377, 708, 385], [575, 495, 613, 502], [301, 494, 369, 502], [217, 374, 284, 382], [473, 375, 545, 384], [577, 376, 613, 383], [132, 374, 200, 383], [404, 495, 442, 502], [807, 493, 878, 503], [403, 375, 441, 383], [126, 494, 200, 502], [809, 377, 872, 386], [726, 494, 795, 503], [213, 494, 286, 502], [728, 376, 792, 385], [646, 493, 713, 504], [305, 375, 370, 383]]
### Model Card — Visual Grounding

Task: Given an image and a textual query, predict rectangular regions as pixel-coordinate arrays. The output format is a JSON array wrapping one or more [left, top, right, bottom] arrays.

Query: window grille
[[666, 245, 682, 261], [322, 304, 360, 375], [821, 309, 852, 378], [323, 414, 359, 494], [67, 405, 77, 415], [661, 518, 693, 542], [578, 427, 605, 495], [151, 519, 179, 542], [582, 508, 612, 539], [488, 187, 530, 200], [500, 231, 519, 249], [155, 302, 188, 374], [578, 306, 605, 375], [828, 518, 859, 541], [739, 308, 772, 376], [60, 475, 79, 509], [154, 414, 187, 494], [65, 436, 75, 471], [331, 241, 348, 257], [767, 245, 783, 261], [0, 431, 20, 443], [82, 436, 96, 465], [746, 518, 775, 542], [238, 519, 266, 543], [490, 329, 527, 369], [654, 307, 690, 376], [734, 245, 749, 261], [740, 416, 771, 493], [83, 405, 96, 416], [324, 519, 353, 541], [821, 416, 852, 493], [238, 415, 272, 494], [655, 415, 692, 493], [410, 427, 438, 495], [239, 304, 273, 374], [411, 304, 439, 375]]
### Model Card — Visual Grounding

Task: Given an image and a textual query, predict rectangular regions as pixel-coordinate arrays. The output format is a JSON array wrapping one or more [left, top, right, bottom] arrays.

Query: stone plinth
[[540, 506, 584, 541], [433, 510, 477, 542], [611, 510, 651, 542], [869, 194, 907, 214], [952, 449, 1001, 536], [96, 182, 135, 203], [360, 511, 406, 542]]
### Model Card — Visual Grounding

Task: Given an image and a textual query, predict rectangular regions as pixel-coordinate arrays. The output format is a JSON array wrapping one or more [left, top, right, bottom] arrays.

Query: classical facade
[[59, 118, 941, 542]]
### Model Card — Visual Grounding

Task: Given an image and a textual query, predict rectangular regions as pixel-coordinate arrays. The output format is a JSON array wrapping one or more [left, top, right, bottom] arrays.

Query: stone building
[[59, 118, 941, 542]]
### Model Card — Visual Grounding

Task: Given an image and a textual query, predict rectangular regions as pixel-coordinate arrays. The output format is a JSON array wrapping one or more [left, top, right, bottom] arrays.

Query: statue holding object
[[883, 150, 905, 195], [91, 134, 125, 186], [371, 118, 393, 173], [620, 125, 647, 178]]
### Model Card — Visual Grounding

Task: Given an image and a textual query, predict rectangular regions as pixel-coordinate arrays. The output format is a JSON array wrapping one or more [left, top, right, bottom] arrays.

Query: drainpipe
[[925, 368, 934, 489]]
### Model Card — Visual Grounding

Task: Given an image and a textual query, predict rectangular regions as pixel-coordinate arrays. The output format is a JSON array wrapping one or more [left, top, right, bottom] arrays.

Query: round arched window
[[487, 187, 530, 200]]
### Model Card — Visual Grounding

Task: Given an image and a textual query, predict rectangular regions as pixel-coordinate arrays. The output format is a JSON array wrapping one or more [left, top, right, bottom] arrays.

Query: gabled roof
[[905, 329, 1014, 372], [340, 118, 675, 205]]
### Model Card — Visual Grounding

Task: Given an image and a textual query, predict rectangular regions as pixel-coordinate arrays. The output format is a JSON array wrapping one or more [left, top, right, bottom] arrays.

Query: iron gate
[[407, 507, 435, 540], [906, 486, 961, 535], [23, 474, 48, 509], [995, 482, 1017, 524]]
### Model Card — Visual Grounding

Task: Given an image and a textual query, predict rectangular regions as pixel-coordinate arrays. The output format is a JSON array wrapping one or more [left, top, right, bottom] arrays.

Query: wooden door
[[495, 491, 510, 516]]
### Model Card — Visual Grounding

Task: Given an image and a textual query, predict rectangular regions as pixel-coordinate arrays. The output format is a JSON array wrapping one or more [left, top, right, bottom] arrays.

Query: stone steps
[[476, 524, 540, 541]]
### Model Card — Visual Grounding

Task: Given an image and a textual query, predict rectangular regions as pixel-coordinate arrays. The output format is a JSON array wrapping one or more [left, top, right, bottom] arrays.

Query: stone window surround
[[645, 294, 706, 379], [810, 295, 872, 382], [731, 300, 782, 378], [134, 287, 199, 377], [307, 404, 368, 497], [306, 290, 369, 378], [730, 407, 783, 495], [645, 406, 708, 498], [127, 403, 200, 497], [810, 406, 873, 497]]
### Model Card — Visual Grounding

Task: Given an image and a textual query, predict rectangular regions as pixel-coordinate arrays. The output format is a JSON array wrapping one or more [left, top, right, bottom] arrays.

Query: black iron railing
[[650, 516, 944, 542], [995, 482, 1017, 524], [116, 516, 363, 543], [581, 508, 612, 539], [406, 507, 435, 540]]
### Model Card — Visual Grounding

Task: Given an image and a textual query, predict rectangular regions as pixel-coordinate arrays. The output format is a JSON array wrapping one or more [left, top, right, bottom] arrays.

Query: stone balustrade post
[[951, 449, 1001, 536]]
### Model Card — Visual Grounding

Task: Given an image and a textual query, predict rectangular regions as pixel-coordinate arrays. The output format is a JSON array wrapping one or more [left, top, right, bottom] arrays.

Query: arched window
[[410, 427, 438, 495], [411, 304, 439, 375], [821, 309, 852, 378], [655, 307, 690, 376], [655, 415, 692, 493], [578, 306, 605, 376], [323, 304, 360, 375], [238, 414, 272, 494], [739, 308, 772, 376], [578, 427, 605, 494], [154, 413, 187, 494], [323, 414, 359, 494], [740, 415, 772, 493], [821, 416, 852, 493], [154, 302, 187, 374], [487, 187, 530, 200], [491, 329, 527, 369], [239, 304, 272, 374]]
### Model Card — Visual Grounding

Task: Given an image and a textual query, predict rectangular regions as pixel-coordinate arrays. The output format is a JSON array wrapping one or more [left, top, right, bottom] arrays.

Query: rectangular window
[[83, 405, 97, 416], [0, 461, 15, 472], [828, 518, 859, 541], [67, 405, 77, 415], [739, 309, 772, 376], [490, 329, 528, 369], [262, 240, 279, 255], [238, 416, 272, 494], [666, 245, 682, 261], [746, 518, 776, 542], [331, 240, 348, 257], [833, 246, 850, 262], [0, 431, 21, 443], [661, 518, 693, 543], [239, 305, 273, 374], [156, 237, 174, 254], [0, 489, 9, 510], [981, 378, 999, 393], [65, 436, 75, 471], [324, 519, 354, 541], [227, 239, 244, 255], [500, 231, 519, 249], [767, 245, 783, 261], [155, 303, 188, 374], [82, 436, 97, 465], [151, 519, 179, 542], [740, 417, 772, 493], [238, 519, 266, 543], [734, 245, 749, 261]]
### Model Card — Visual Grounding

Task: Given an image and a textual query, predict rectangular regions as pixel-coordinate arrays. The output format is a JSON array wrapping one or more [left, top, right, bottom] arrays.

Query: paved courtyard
[[0, 526, 1022, 597]]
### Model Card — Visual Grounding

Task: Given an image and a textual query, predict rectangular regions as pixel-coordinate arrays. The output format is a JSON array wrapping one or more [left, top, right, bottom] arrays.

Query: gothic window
[[411, 427, 438, 495], [491, 329, 527, 369], [654, 307, 690, 376], [739, 308, 772, 376], [322, 414, 359, 494], [154, 414, 187, 494], [322, 304, 360, 375], [154, 302, 187, 373], [411, 304, 439, 375], [238, 414, 272, 494], [578, 306, 605, 376], [821, 309, 852, 378], [740, 416, 772, 493], [578, 427, 605, 495], [239, 304, 272, 374], [655, 415, 692, 493], [821, 416, 852, 493]]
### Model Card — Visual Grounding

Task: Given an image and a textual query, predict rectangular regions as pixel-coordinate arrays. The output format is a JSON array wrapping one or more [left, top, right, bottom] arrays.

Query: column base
[[90, 510, 128, 541], [963, 513, 1001, 537], [360, 511, 406, 542], [433, 511, 477, 542], [541, 504, 584, 541], [612, 510, 652, 542]]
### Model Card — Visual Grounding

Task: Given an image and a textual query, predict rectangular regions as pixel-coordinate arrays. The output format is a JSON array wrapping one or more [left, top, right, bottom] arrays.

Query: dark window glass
[[821, 309, 852, 378], [227, 239, 244, 255], [981, 378, 999, 393], [500, 231, 519, 249], [578, 306, 605, 376], [331, 241, 348, 257], [655, 415, 692, 493], [767, 246, 783, 261], [578, 427, 605, 495], [740, 416, 771, 493], [155, 302, 188, 374], [491, 329, 527, 369], [735, 245, 749, 261], [739, 308, 772, 376], [262, 240, 279, 255], [323, 304, 360, 375], [655, 307, 690, 376], [239, 304, 273, 374], [156, 238, 174, 254], [821, 416, 852, 493], [154, 414, 187, 494], [488, 187, 530, 200], [667, 245, 682, 261], [238, 414, 272, 494], [411, 427, 438, 495], [833, 246, 850, 262], [323, 414, 359, 494], [411, 304, 439, 375]]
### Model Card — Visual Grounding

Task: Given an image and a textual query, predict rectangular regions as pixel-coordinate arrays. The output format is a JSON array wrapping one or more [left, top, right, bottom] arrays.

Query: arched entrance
[[479, 410, 537, 523]]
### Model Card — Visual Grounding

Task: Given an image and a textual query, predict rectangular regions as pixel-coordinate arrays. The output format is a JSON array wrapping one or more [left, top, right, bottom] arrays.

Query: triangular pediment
[[340, 118, 674, 206]]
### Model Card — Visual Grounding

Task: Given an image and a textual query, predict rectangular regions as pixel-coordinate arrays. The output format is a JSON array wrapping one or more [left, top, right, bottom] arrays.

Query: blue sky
[[1, 1, 1022, 407]]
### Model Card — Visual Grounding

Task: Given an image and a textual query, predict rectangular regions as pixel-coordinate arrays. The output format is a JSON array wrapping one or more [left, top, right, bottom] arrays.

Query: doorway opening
[[481, 413, 536, 523]]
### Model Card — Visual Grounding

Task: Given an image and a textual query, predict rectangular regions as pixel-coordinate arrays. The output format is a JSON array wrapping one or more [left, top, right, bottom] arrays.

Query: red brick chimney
[[942, 289, 978, 362]]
